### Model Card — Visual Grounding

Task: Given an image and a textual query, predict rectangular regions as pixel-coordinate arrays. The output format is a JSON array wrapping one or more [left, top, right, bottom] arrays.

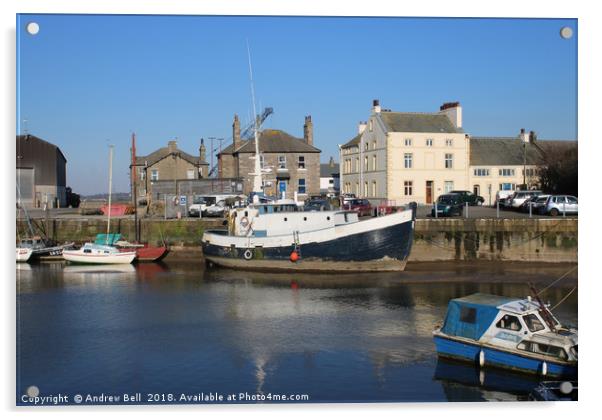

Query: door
[[473, 185, 480, 196], [426, 181, 433, 204]]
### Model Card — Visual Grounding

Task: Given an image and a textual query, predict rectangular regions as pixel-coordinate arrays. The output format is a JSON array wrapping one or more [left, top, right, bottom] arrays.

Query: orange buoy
[[290, 250, 299, 262]]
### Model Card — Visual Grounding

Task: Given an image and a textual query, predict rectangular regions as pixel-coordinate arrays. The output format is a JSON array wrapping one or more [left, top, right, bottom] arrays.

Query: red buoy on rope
[[290, 251, 299, 262]]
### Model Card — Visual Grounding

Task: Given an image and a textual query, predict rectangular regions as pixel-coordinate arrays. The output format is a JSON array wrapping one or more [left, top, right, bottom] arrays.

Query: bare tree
[[537, 143, 578, 196]]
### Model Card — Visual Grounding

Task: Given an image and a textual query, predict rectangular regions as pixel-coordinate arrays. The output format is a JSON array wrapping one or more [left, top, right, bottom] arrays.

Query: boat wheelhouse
[[202, 200, 416, 272], [433, 293, 577, 378]]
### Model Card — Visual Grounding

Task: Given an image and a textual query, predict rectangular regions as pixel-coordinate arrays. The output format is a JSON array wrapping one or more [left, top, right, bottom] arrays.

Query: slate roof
[[17, 134, 67, 162], [470, 137, 576, 166], [219, 129, 320, 155], [341, 133, 362, 149], [320, 163, 339, 178], [380, 111, 463, 134], [135, 147, 207, 166]]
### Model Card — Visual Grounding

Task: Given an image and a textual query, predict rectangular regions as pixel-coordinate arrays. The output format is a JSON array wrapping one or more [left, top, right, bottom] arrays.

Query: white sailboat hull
[[16, 248, 33, 262], [63, 250, 136, 264]]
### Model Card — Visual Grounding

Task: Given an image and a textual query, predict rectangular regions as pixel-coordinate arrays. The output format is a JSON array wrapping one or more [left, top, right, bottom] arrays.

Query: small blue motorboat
[[433, 293, 577, 378]]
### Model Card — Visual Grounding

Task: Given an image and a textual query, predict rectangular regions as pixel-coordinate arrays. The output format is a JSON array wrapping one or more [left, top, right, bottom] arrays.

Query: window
[[364, 181, 368, 196], [496, 314, 522, 331], [298, 178, 306, 194], [473, 168, 490, 177], [523, 314, 545, 332], [426, 139, 433, 147], [187, 169, 195, 179], [139, 168, 145, 181], [444, 181, 454, 193], [371, 181, 377, 197], [364, 156, 368, 171], [500, 183, 516, 191], [404, 181, 413, 196], [372, 155, 377, 171], [517, 341, 568, 361], [499, 168, 515, 177], [298, 155, 305, 169], [355, 182, 359, 195], [445, 153, 453, 169], [278, 155, 286, 169], [460, 307, 476, 323], [355, 158, 359, 172], [445, 139, 453, 147], [369, 120, 373, 131], [404, 153, 413, 169], [372, 140, 377, 149], [364, 142, 369, 151], [150, 169, 159, 181], [404, 138, 412, 146]]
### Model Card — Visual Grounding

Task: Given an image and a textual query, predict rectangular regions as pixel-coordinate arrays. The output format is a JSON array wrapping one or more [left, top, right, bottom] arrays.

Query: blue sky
[[17, 15, 577, 194]]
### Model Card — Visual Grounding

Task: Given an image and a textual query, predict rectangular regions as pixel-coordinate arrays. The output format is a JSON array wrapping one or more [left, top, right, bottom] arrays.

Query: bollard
[[563, 202, 566, 217], [529, 201, 532, 218], [434, 202, 438, 218], [465, 202, 469, 218], [496, 200, 500, 218]]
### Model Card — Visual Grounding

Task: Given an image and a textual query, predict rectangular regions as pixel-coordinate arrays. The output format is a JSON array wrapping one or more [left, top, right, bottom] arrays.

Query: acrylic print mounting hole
[[26, 22, 39, 35]]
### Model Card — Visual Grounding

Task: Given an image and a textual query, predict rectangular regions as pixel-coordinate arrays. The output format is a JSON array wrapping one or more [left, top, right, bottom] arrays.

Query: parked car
[[509, 190, 543, 210], [346, 198, 372, 217], [519, 194, 550, 213], [449, 190, 485, 206], [305, 198, 332, 212], [205, 199, 228, 217], [188, 194, 237, 217], [541, 195, 578, 216], [341, 193, 357, 204], [431, 194, 463, 217], [495, 190, 515, 208]]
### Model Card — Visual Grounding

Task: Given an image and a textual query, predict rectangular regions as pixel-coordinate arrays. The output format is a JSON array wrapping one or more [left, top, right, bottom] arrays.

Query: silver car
[[542, 195, 578, 216]]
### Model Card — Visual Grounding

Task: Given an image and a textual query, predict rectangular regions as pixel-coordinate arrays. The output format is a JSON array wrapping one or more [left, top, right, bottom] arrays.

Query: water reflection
[[16, 261, 577, 403]]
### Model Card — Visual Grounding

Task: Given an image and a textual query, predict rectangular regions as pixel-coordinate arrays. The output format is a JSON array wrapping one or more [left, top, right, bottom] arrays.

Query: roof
[[320, 163, 339, 178], [220, 129, 320, 155], [17, 134, 67, 162], [380, 111, 463, 134], [135, 147, 207, 166], [452, 293, 515, 308], [470, 137, 576, 166], [341, 133, 362, 149]]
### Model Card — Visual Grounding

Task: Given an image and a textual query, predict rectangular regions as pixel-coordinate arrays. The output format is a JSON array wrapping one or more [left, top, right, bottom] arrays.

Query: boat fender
[[541, 361, 548, 377], [290, 250, 299, 262], [479, 349, 485, 368], [240, 216, 250, 228], [243, 249, 253, 260]]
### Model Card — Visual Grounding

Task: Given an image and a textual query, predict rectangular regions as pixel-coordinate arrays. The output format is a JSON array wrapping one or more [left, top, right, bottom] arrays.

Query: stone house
[[131, 139, 210, 203], [218, 115, 321, 200]]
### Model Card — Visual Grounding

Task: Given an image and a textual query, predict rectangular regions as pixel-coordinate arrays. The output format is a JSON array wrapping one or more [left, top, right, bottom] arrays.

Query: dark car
[[449, 190, 485, 206], [305, 199, 332, 212], [431, 194, 463, 217], [346, 198, 373, 217]]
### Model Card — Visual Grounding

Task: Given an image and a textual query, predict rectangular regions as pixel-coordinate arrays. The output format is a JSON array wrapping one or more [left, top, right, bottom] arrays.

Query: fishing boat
[[17, 237, 74, 260], [202, 200, 416, 272], [202, 44, 415, 272], [62, 243, 137, 264], [433, 293, 577, 378], [16, 247, 33, 262]]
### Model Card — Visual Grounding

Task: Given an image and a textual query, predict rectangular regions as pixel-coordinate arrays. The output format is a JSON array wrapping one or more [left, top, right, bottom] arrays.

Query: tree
[[537, 143, 578, 196]]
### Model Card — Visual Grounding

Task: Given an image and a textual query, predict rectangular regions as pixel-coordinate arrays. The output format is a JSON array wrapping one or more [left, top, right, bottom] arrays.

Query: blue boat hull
[[434, 335, 577, 379]]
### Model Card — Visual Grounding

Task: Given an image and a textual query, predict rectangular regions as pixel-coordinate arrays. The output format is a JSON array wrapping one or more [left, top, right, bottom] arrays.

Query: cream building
[[341, 100, 576, 205], [341, 100, 468, 205]]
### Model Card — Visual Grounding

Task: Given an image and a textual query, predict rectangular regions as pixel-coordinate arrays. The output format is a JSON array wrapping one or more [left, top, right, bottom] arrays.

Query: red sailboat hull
[[135, 245, 168, 262]]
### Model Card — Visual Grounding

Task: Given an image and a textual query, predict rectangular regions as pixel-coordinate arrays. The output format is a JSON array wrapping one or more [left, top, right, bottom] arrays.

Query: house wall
[[468, 164, 540, 205]]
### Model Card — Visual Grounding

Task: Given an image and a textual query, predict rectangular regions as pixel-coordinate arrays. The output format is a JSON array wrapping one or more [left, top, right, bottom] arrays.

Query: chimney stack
[[358, 121, 367, 134], [439, 102, 462, 129], [232, 114, 241, 150], [529, 130, 537, 143], [168, 140, 178, 153], [303, 115, 313, 146], [199, 138, 206, 162], [520, 128, 527, 143], [329, 156, 335, 168], [372, 99, 381, 114]]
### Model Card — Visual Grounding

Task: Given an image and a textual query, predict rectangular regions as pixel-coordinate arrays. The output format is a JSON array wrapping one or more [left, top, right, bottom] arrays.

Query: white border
[[3, 1, 598, 419]]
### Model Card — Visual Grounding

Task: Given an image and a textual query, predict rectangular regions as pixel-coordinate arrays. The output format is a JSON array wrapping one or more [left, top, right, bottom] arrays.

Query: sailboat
[[63, 145, 136, 264]]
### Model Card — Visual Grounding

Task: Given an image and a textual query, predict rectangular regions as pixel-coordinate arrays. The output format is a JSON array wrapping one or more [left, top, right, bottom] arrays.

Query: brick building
[[218, 115, 321, 200]]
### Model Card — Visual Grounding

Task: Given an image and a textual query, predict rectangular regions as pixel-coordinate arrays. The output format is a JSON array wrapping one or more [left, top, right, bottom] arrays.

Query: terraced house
[[340, 100, 576, 205], [218, 115, 321, 200]]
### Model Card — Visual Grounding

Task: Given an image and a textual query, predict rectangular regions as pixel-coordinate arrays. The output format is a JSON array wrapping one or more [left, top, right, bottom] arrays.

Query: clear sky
[[17, 14, 577, 195]]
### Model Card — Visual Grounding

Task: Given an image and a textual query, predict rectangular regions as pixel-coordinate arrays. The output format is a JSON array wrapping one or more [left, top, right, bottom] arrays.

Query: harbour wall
[[17, 217, 577, 263]]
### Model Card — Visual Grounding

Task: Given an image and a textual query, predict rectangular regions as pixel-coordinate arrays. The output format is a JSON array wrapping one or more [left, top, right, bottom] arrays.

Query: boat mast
[[246, 40, 262, 201], [131, 133, 139, 242], [106, 144, 114, 244]]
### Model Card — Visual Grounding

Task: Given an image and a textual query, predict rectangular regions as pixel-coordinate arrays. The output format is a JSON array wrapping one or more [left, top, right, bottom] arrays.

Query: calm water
[[16, 262, 578, 405]]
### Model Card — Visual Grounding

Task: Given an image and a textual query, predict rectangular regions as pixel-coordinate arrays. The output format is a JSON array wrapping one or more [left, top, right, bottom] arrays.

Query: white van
[[188, 194, 239, 217]]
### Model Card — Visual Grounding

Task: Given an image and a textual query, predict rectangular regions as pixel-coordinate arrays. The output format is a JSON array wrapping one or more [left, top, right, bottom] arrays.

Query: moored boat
[[16, 247, 33, 262], [17, 237, 75, 260], [202, 200, 416, 272], [94, 234, 168, 262], [62, 243, 136, 264], [433, 293, 577, 378]]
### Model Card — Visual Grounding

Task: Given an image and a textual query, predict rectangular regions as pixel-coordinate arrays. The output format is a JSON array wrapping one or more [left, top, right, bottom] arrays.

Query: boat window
[[517, 341, 568, 360], [460, 307, 476, 324], [523, 314, 545, 332], [571, 345, 578, 358], [104, 251, 109, 254], [496, 314, 522, 331], [84, 249, 91, 254], [284, 217, 287, 221], [327, 216, 330, 221]]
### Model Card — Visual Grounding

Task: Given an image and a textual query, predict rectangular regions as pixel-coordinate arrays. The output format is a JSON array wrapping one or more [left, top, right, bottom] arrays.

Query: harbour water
[[16, 262, 577, 404]]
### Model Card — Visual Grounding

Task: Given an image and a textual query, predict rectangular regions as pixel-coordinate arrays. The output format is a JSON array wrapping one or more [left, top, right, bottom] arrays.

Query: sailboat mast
[[246, 40, 262, 198], [131, 133, 139, 242], [106, 145, 114, 244]]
